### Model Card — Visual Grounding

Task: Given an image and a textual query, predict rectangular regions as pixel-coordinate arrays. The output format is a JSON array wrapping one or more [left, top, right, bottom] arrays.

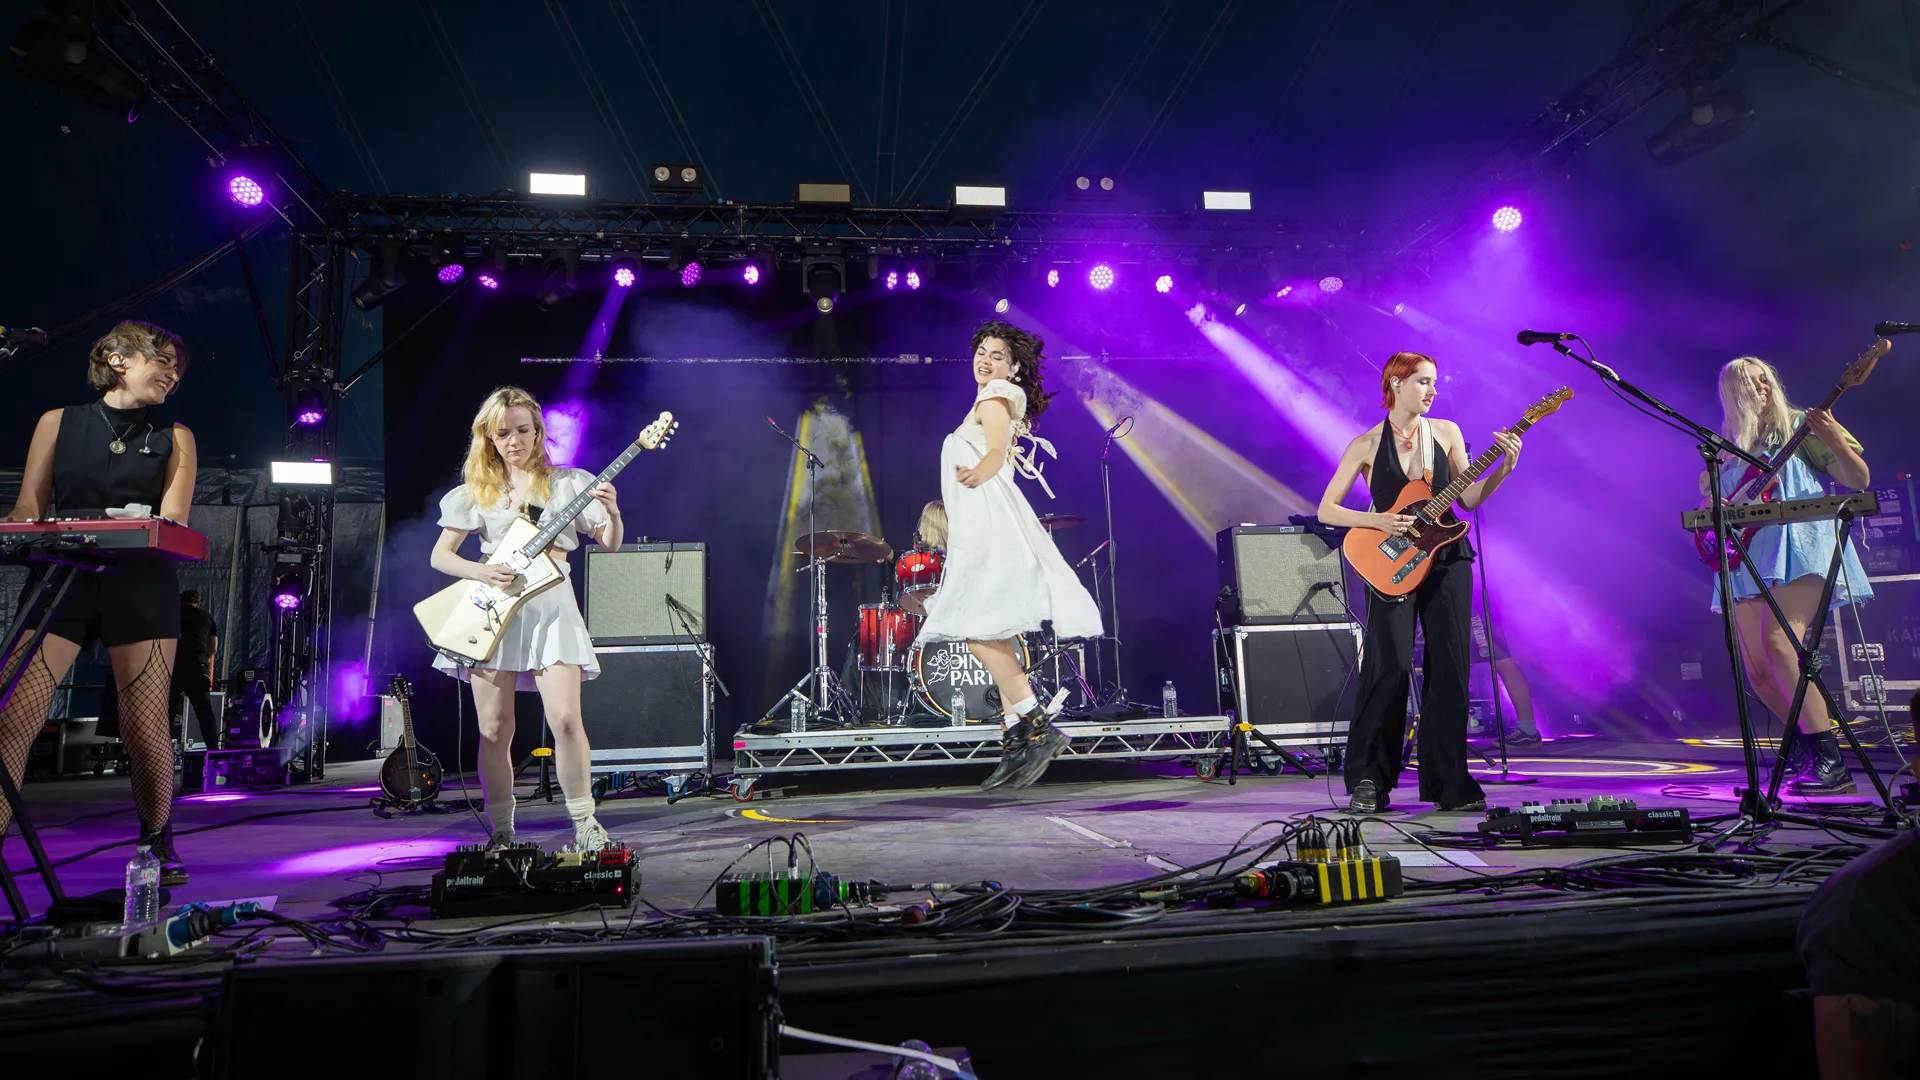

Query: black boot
[[142, 822, 189, 888], [1789, 729, 1856, 796], [1003, 707, 1070, 790], [980, 720, 1036, 790]]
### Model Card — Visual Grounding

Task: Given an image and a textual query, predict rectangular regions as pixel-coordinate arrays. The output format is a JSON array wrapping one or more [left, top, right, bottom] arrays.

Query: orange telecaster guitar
[[1343, 388, 1572, 598]]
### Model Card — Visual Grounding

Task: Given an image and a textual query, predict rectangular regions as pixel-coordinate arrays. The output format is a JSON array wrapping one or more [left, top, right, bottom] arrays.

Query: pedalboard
[[1478, 796, 1693, 847], [430, 843, 638, 918], [714, 872, 886, 917]]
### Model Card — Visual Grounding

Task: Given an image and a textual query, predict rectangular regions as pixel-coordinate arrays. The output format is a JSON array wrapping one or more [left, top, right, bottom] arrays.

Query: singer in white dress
[[916, 322, 1101, 790], [428, 387, 621, 853]]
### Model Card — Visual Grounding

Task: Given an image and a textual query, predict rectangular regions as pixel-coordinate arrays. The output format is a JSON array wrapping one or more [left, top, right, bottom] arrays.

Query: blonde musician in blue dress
[[1705, 356, 1872, 795]]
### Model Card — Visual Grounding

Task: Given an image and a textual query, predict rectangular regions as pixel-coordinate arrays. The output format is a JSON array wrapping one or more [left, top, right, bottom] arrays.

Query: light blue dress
[[1707, 427, 1873, 613]]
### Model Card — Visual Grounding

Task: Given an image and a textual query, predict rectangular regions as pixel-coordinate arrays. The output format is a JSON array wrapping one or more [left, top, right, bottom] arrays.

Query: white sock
[[488, 799, 515, 837], [1001, 714, 1019, 731], [565, 795, 597, 826], [1009, 695, 1038, 717]]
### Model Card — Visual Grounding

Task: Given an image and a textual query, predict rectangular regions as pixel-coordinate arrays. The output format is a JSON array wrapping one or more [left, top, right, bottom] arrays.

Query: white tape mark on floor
[[1385, 849, 1490, 868], [1048, 817, 1196, 879]]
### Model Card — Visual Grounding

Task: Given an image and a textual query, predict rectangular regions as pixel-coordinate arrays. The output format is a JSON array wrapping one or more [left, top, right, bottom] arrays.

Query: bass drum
[[911, 637, 1030, 722]]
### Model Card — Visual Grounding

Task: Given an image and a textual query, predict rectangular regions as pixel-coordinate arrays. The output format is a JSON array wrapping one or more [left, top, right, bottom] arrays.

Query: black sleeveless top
[[1369, 418, 1474, 563], [51, 402, 174, 517]]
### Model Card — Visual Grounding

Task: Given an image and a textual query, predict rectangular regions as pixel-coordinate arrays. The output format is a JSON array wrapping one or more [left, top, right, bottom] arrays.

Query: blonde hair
[[1717, 357, 1799, 454], [88, 321, 187, 394], [463, 386, 554, 511], [916, 500, 948, 549]]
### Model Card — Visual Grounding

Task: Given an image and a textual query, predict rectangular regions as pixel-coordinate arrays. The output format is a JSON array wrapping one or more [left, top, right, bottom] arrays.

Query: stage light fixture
[[1491, 206, 1523, 232], [1154, 274, 1173, 294], [270, 460, 334, 485], [905, 268, 922, 291], [1318, 275, 1344, 293], [954, 184, 1007, 208], [1073, 175, 1116, 193], [607, 254, 639, 289], [227, 174, 265, 207], [537, 249, 579, 308], [477, 271, 500, 290], [272, 574, 305, 612], [972, 260, 1008, 306], [804, 254, 845, 313], [1646, 53, 1753, 168], [1234, 302, 1248, 316], [994, 299, 1010, 313], [885, 270, 899, 291], [9, 16, 147, 119], [529, 171, 587, 196], [648, 162, 702, 194], [1202, 190, 1252, 211], [1046, 268, 1060, 288], [680, 261, 701, 287], [1088, 264, 1115, 291], [436, 264, 465, 284], [742, 263, 762, 286], [289, 384, 327, 427], [1276, 285, 1293, 298], [350, 244, 406, 311], [796, 181, 853, 205]]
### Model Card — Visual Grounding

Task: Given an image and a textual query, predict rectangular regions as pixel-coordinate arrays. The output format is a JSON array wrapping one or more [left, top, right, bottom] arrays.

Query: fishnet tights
[[0, 650, 58, 836], [116, 641, 178, 838]]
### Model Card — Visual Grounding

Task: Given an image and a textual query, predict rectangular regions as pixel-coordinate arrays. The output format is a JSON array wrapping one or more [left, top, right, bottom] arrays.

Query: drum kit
[[778, 513, 1095, 728]]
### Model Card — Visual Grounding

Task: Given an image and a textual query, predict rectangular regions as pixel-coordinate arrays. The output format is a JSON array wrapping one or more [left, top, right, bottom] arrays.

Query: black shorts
[[25, 556, 180, 648]]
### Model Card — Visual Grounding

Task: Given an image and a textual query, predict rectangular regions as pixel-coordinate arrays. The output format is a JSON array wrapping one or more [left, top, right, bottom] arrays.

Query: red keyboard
[[0, 518, 208, 562]]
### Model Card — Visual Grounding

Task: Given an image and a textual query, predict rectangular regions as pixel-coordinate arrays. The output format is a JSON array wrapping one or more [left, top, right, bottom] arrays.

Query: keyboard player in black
[[0, 321, 198, 886]]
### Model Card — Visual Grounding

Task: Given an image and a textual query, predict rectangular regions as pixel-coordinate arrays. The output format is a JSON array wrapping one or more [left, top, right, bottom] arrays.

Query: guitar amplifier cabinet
[[582, 644, 712, 773], [583, 543, 707, 645], [1825, 573, 1920, 724], [1215, 622, 1362, 744], [1217, 525, 1356, 625]]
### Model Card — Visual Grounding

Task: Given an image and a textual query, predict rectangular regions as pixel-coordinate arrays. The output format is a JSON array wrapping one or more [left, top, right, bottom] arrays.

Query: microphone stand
[[1096, 416, 1132, 706], [1543, 338, 1775, 849], [760, 417, 849, 729], [1469, 496, 1534, 786]]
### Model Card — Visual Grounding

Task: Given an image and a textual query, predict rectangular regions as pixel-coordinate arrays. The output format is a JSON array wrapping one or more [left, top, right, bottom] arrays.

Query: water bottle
[[789, 692, 808, 734], [1162, 681, 1178, 718], [948, 687, 968, 727], [122, 844, 161, 929]]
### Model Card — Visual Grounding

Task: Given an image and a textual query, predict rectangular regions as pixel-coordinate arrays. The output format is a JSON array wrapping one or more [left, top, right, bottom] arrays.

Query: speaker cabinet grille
[[1216, 623, 1360, 740], [583, 543, 707, 644], [1217, 525, 1351, 624], [582, 645, 711, 771]]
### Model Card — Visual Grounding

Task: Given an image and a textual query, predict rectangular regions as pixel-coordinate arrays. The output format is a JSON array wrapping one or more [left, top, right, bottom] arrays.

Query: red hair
[[1380, 351, 1434, 409]]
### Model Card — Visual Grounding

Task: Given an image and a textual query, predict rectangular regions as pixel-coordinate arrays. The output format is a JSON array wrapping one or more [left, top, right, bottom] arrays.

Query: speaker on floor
[[583, 542, 707, 645], [581, 644, 712, 772], [1216, 622, 1360, 738], [1217, 525, 1354, 625]]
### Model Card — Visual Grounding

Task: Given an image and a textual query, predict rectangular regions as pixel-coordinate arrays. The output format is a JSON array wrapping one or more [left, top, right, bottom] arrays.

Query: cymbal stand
[[1093, 415, 1134, 705], [760, 419, 855, 728]]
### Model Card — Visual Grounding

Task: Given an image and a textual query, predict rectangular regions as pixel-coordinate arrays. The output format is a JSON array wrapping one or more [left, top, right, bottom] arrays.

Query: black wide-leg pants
[[1342, 557, 1484, 807]]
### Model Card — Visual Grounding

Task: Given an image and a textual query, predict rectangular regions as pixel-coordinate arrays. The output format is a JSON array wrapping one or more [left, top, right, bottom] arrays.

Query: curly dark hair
[[970, 320, 1054, 427]]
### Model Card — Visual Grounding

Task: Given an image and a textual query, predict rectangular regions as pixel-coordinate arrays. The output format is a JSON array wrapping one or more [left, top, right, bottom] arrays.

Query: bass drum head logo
[[913, 639, 1029, 721]]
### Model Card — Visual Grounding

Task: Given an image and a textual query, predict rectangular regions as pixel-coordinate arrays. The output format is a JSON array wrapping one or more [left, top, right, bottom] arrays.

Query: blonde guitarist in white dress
[[429, 387, 622, 852]]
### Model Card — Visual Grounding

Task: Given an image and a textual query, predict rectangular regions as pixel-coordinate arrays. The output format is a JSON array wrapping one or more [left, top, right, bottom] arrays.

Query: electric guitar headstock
[[1521, 386, 1574, 424], [1838, 339, 1889, 391], [638, 411, 678, 451]]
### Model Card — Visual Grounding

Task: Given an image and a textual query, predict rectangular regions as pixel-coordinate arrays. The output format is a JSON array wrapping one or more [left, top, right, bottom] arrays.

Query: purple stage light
[[1276, 285, 1292, 298], [742, 264, 761, 286], [477, 272, 500, 290], [1089, 263, 1115, 290], [437, 264, 465, 284], [1046, 268, 1060, 288], [612, 265, 636, 288], [680, 261, 701, 287], [905, 269, 922, 290], [227, 175, 264, 207], [885, 270, 899, 291], [1154, 274, 1173, 294], [295, 409, 324, 426], [273, 590, 301, 612], [1318, 275, 1344, 293], [1492, 206, 1523, 232]]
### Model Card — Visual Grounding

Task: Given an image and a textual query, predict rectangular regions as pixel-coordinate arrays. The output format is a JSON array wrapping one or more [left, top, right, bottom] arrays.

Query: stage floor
[[5, 728, 1907, 922]]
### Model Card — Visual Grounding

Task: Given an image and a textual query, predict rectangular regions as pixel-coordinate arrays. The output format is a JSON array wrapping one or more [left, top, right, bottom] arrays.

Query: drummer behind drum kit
[[781, 514, 1095, 729]]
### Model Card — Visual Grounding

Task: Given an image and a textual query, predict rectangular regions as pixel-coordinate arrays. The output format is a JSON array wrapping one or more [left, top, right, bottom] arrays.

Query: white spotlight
[[529, 172, 588, 196], [1202, 190, 1252, 211], [271, 461, 334, 486], [954, 185, 1008, 208]]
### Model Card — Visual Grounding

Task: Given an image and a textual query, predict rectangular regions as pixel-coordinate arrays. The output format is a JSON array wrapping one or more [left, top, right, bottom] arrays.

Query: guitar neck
[[398, 693, 417, 751], [1423, 414, 1538, 518], [1734, 382, 1848, 500], [519, 441, 642, 557]]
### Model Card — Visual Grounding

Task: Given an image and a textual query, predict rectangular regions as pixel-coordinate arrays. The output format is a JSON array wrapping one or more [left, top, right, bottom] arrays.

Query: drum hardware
[[757, 417, 888, 730], [1036, 513, 1085, 531], [1021, 633, 1097, 713], [895, 545, 944, 616]]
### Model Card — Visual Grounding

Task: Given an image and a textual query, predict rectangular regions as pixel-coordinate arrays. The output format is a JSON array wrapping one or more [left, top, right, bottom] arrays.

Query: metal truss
[[731, 716, 1342, 778], [1395, 0, 1786, 261], [319, 194, 1379, 264]]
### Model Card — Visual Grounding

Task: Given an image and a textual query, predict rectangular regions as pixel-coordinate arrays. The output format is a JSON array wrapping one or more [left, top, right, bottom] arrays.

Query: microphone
[[0, 326, 48, 349], [1516, 330, 1575, 346], [1872, 322, 1919, 336]]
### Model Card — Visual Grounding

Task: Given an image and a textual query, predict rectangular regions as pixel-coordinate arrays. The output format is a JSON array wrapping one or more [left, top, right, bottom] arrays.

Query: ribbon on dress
[[1008, 430, 1059, 499]]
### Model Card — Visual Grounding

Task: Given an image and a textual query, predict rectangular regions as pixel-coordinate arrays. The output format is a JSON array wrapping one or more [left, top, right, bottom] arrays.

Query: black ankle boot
[[1004, 708, 1069, 791], [141, 823, 189, 888], [1789, 729, 1856, 796], [980, 720, 1036, 790]]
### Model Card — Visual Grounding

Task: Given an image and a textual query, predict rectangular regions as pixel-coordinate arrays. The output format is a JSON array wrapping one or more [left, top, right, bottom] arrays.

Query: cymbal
[[1037, 514, 1085, 531], [794, 530, 891, 563]]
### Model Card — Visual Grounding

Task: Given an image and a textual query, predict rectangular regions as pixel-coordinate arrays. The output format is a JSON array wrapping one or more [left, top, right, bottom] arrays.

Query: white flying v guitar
[[413, 412, 677, 664]]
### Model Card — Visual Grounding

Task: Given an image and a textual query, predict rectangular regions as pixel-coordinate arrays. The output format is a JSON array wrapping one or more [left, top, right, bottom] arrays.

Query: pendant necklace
[[97, 402, 152, 456], [1388, 418, 1418, 452]]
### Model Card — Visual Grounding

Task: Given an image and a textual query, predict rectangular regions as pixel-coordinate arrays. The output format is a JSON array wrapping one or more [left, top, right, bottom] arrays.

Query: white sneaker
[[568, 818, 612, 853], [483, 827, 515, 852]]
